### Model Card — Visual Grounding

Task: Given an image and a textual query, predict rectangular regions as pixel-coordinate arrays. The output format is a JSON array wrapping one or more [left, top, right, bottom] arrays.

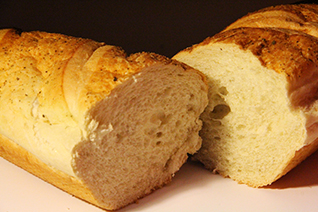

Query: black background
[[0, 0, 311, 58]]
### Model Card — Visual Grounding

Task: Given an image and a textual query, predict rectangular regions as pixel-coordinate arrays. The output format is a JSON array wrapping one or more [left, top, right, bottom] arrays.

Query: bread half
[[173, 26, 318, 187], [0, 29, 208, 210]]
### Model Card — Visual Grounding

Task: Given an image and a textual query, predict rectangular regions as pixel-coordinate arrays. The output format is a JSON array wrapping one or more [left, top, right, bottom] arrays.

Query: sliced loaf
[[0, 29, 208, 210], [173, 26, 318, 187]]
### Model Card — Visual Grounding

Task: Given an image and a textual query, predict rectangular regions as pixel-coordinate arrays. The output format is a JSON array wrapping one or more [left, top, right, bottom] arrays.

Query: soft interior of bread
[[174, 43, 307, 187], [72, 63, 207, 209]]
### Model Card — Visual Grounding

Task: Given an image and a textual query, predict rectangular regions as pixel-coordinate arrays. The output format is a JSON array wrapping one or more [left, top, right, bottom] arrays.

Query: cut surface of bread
[[0, 29, 208, 210], [173, 27, 318, 187]]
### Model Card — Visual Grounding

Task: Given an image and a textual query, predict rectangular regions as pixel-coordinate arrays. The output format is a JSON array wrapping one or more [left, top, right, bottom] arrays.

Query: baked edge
[[0, 133, 104, 209]]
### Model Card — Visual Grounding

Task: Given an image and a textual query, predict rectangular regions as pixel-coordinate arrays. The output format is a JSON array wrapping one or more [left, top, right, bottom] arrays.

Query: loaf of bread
[[173, 4, 318, 187], [0, 28, 208, 210]]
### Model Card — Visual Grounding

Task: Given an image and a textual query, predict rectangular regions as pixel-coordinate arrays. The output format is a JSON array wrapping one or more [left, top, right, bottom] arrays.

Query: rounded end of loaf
[[72, 61, 208, 209]]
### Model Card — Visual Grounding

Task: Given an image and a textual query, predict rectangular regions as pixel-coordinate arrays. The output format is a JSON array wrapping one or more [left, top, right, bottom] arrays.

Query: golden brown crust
[[0, 28, 203, 127], [224, 4, 318, 36], [0, 28, 102, 124], [77, 47, 171, 113], [0, 29, 103, 205], [210, 28, 317, 79], [254, 4, 318, 22], [219, 4, 318, 71], [182, 27, 318, 110]]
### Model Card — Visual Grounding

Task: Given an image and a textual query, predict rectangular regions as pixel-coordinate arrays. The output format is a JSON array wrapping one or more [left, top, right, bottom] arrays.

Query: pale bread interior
[[72, 63, 208, 209], [174, 43, 308, 187]]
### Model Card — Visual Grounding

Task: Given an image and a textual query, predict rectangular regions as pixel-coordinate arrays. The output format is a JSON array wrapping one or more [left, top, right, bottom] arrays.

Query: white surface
[[1, 151, 318, 212]]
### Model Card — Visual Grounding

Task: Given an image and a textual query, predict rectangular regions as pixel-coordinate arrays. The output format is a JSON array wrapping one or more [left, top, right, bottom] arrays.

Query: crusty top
[[63, 40, 172, 124], [0, 28, 185, 127], [0, 29, 97, 124], [0, 28, 183, 175], [225, 4, 318, 29], [180, 27, 318, 110], [0, 29, 173, 125], [224, 4, 318, 38], [249, 4, 318, 22]]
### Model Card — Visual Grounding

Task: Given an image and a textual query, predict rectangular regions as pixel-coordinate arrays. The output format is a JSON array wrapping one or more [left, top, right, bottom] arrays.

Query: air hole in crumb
[[156, 141, 162, 146], [219, 86, 228, 95], [164, 158, 172, 169], [156, 132, 163, 138], [214, 137, 221, 140], [116, 134, 123, 142], [150, 111, 165, 125], [162, 87, 172, 97], [187, 104, 195, 113], [211, 94, 224, 102], [236, 124, 246, 130], [145, 128, 155, 136], [209, 104, 231, 119], [175, 120, 181, 127], [161, 114, 172, 125]]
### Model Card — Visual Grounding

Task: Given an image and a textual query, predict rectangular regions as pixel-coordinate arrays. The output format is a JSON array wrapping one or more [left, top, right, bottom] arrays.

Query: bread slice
[[173, 27, 318, 187], [0, 29, 208, 210], [224, 4, 318, 37]]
